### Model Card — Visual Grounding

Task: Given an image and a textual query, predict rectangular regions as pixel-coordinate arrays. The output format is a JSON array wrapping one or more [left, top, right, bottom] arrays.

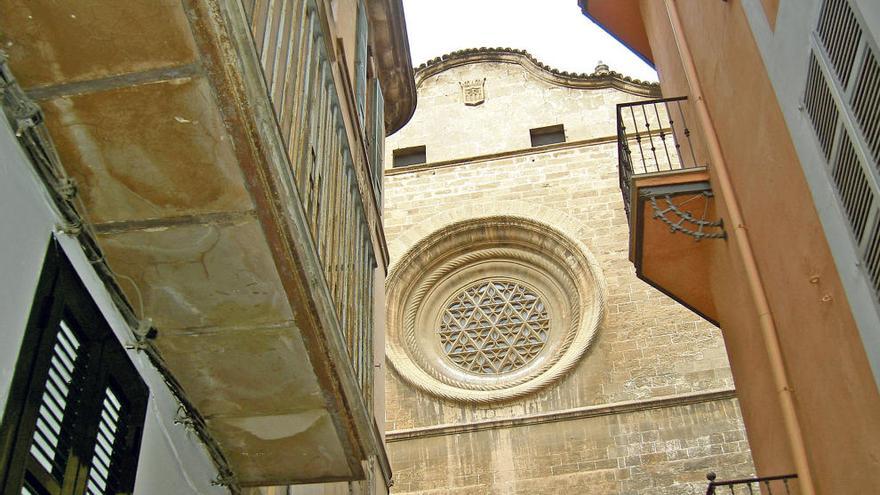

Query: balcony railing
[[245, 0, 378, 406], [705, 472, 799, 495], [617, 96, 703, 219]]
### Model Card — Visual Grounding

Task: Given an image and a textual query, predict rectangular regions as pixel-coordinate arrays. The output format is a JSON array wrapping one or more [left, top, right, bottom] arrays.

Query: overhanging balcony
[[618, 97, 724, 324], [0, 0, 398, 487]]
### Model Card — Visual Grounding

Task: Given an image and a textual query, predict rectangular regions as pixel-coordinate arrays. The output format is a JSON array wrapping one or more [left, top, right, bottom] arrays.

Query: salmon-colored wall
[[638, 0, 880, 492], [581, 0, 654, 65], [760, 0, 779, 29]]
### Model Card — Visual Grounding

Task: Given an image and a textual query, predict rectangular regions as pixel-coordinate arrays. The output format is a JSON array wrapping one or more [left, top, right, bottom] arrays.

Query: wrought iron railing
[[705, 472, 799, 495], [617, 96, 703, 219]]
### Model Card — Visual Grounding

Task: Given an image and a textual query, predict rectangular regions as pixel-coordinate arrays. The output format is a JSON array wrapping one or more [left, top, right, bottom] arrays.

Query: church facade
[[381, 48, 754, 494]]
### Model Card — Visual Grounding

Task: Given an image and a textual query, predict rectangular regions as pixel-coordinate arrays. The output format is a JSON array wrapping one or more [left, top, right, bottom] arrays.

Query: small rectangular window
[[530, 124, 566, 147], [392, 145, 427, 168]]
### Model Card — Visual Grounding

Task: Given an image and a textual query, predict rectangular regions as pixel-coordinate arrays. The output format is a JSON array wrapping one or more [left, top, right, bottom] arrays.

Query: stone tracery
[[439, 280, 550, 374]]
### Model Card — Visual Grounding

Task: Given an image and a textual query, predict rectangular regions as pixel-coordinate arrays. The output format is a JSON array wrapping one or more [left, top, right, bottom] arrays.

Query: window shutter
[[30, 321, 81, 477], [85, 386, 123, 495], [816, 0, 861, 87], [806, 0, 880, 300], [354, 0, 368, 126], [370, 77, 385, 202], [1, 246, 148, 495]]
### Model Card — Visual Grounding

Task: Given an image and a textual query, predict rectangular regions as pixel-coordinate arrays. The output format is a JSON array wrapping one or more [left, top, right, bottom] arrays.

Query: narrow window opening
[[530, 124, 566, 147], [392, 145, 427, 168]]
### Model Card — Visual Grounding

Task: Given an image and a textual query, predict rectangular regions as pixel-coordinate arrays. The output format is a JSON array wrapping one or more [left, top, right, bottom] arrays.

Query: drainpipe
[[661, 1, 816, 493]]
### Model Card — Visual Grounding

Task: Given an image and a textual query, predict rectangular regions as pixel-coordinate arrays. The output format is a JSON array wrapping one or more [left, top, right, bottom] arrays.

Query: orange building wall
[[760, 0, 779, 29], [637, 0, 880, 492]]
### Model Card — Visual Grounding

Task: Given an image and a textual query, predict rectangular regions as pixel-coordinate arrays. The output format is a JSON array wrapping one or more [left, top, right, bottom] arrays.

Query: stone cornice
[[386, 388, 738, 442], [414, 47, 660, 97], [385, 133, 619, 177]]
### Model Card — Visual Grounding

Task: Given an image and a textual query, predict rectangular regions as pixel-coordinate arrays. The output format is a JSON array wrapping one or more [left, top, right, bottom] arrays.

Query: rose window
[[385, 215, 605, 403], [439, 280, 550, 374]]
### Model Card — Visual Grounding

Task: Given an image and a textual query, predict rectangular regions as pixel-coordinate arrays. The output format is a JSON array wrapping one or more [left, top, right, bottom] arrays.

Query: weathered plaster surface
[[41, 76, 252, 223], [0, 108, 224, 495], [0, 0, 381, 484], [0, 0, 197, 87]]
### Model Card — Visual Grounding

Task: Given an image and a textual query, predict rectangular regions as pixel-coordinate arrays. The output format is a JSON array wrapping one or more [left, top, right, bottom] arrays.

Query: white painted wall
[[0, 117, 226, 493]]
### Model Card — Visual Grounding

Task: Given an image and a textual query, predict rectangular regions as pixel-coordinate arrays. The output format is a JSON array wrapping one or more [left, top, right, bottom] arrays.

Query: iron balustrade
[[705, 472, 799, 495], [617, 96, 703, 219]]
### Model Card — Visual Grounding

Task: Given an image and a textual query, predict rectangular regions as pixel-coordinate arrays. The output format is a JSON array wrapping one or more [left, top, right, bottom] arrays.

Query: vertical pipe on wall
[[661, 1, 816, 493]]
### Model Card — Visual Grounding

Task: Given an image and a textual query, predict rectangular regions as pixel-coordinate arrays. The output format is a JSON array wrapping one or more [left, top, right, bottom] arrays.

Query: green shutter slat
[[354, 0, 369, 126]]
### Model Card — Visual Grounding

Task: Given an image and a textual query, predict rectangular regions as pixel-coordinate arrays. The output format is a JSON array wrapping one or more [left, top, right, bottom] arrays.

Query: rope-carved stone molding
[[397, 245, 581, 392], [386, 213, 606, 403], [414, 47, 661, 97]]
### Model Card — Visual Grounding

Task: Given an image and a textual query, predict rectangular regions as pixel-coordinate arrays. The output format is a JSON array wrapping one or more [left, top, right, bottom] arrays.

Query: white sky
[[402, 0, 658, 82]]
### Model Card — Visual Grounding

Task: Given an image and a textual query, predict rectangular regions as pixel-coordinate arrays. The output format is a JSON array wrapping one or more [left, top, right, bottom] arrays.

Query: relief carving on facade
[[459, 78, 486, 106]]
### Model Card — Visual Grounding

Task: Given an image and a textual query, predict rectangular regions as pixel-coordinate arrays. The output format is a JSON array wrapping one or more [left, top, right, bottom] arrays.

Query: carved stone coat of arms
[[459, 78, 486, 106]]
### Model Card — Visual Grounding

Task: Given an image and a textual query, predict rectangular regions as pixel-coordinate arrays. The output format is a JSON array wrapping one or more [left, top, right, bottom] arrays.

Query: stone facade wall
[[388, 400, 751, 495], [384, 57, 648, 166], [382, 55, 753, 494]]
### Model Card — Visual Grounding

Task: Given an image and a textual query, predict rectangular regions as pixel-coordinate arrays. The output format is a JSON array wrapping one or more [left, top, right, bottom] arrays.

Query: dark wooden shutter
[[0, 243, 148, 495]]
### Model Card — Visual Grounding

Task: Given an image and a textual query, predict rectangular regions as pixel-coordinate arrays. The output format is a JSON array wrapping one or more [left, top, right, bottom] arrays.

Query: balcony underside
[[629, 168, 720, 324], [578, 0, 653, 66], [0, 0, 373, 486]]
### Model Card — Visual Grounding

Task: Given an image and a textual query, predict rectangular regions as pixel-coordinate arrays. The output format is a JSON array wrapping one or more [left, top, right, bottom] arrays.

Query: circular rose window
[[439, 280, 550, 374], [386, 216, 605, 403]]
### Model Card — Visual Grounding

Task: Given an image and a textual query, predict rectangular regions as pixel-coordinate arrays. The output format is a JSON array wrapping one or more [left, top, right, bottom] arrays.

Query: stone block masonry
[[382, 51, 754, 494]]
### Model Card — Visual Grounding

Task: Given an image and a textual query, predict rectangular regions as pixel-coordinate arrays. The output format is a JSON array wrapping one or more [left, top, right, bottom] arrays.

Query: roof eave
[[578, 0, 655, 68], [367, 0, 417, 135]]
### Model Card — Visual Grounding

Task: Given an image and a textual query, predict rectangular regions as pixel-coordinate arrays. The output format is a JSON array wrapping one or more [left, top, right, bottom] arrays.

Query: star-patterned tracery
[[438, 280, 550, 374]]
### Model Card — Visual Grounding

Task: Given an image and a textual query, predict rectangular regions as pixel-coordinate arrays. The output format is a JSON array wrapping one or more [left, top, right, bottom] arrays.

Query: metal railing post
[[616, 96, 705, 221]]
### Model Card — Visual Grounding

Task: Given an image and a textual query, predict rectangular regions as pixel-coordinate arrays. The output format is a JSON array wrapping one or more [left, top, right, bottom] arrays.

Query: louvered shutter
[[1, 246, 148, 495], [369, 77, 385, 203], [25, 319, 84, 494], [354, 0, 369, 127], [805, 0, 880, 300]]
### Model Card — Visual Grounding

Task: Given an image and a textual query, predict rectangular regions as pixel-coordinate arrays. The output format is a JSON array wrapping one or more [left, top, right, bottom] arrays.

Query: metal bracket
[[125, 318, 157, 352], [649, 191, 726, 240], [210, 471, 238, 488], [0, 52, 43, 136], [174, 404, 197, 432]]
